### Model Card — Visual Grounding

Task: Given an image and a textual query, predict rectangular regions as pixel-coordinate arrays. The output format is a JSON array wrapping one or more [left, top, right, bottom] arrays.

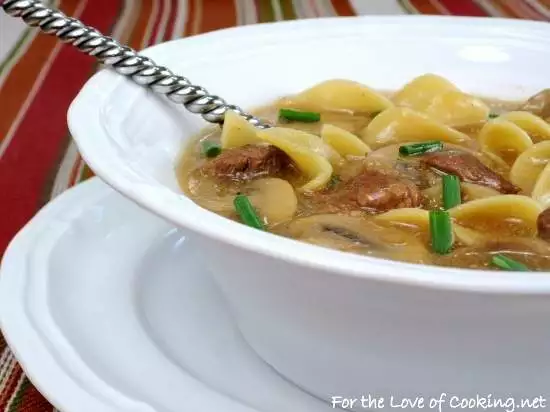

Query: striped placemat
[[0, 1, 549, 410]]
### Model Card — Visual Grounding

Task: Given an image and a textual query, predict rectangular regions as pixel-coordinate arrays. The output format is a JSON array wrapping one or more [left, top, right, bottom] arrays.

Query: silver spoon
[[1, 0, 271, 128]]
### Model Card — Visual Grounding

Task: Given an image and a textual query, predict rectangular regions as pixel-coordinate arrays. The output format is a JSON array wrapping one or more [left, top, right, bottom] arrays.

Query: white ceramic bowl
[[69, 16, 550, 408]]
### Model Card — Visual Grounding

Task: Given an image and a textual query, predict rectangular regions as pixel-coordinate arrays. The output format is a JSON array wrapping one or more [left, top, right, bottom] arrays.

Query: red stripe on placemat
[[437, 0, 489, 15], [18, 377, 52, 412], [200, 0, 237, 33], [330, 0, 356, 16], [0, 0, 122, 254]]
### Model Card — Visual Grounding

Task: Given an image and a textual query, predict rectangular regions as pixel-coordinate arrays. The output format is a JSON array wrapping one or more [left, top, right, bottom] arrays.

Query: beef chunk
[[537, 208, 550, 241], [421, 151, 519, 194], [519, 89, 550, 121], [313, 169, 422, 213], [201, 144, 291, 180]]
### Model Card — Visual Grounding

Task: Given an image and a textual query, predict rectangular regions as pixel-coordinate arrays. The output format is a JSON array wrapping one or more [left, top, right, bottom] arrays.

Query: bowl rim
[[68, 15, 550, 294]]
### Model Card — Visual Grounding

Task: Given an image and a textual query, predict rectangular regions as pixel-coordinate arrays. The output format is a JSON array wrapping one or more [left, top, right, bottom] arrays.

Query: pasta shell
[[287, 79, 393, 113], [392, 74, 459, 109], [321, 124, 371, 157], [461, 182, 501, 201], [449, 195, 543, 237], [499, 111, 550, 142], [220, 110, 262, 148], [423, 91, 490, 127], [422, 183, 500, 210], [375, 208, 429, 232], [478, 119, 533, 165], [453, 225, 487, 246], [509, 140, 550, 194], [259, 127, 343, 167], [258, 130, 333, 192], [360, 107, 472, 149], [532, 162, 550, 208]]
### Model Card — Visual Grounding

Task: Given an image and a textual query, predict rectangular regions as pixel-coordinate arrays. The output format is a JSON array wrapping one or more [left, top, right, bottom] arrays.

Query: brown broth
[[176, 90, 550, 271]]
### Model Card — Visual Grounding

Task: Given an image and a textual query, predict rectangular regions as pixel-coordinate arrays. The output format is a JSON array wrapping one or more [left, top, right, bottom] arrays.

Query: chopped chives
[[488, 113, 499, 119], [399, 141, 443, 156], [442, 174, 461, 210], [429, 210, 453, 255], [279, 108, 321, 123], [201, 140, 222, 158], [491, 254, 529, 271], [328, 175, 341, 188], [234, 194, 265, 230]]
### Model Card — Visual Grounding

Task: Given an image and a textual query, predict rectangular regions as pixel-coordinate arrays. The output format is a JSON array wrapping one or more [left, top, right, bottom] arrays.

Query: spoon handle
[[1, 0, 270, 128]]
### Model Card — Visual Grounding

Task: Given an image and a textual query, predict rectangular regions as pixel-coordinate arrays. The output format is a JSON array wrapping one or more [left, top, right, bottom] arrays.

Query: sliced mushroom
[[283, 214, 429, 263]]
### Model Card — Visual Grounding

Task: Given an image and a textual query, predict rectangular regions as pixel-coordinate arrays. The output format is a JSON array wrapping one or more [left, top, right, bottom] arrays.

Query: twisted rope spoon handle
[[1, 0, 271, 128]]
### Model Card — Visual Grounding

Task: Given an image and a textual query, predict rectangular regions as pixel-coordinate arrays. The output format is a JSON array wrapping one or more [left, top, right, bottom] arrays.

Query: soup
[[177, 74, 550, 271]]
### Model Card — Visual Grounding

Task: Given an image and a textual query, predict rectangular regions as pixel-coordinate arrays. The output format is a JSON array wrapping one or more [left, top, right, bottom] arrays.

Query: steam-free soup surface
[[177, 75, 550, 271]]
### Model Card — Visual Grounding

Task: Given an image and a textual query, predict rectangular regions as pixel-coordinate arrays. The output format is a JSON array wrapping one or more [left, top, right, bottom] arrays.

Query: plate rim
[[0, 179, 131, 412]]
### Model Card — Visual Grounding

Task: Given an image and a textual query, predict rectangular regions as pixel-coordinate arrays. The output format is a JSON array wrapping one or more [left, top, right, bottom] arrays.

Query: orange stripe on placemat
[[0, 364, 22, 410], [401, 0, 442, 14], [200, 0, 237, 33], [184, 0, 197, 35], [0, 0, 79, 146], [491, 0, 546, 19], [330, 0, 356, 16]]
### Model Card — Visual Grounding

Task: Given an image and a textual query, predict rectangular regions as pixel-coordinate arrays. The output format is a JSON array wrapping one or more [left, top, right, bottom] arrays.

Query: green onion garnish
[[491, 254, 529, 271], [201, 140, 222, 158], [279, 108, 321, 123], [399, 141, 443, 156], [234, 194, 265, 230], [429, 210, 453, 254], [328, 175, 341, 188], [488, 113, 499, 119], [442, 174, 461, 210]]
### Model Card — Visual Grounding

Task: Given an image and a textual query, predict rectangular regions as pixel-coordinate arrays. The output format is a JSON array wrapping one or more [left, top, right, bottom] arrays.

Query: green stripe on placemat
[[8, 378, 29, 412], [257, 0, 275, 22], [280, 0, 297, 19]]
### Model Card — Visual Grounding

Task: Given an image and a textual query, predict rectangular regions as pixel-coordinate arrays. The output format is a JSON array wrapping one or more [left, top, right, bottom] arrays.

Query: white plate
[[0, 178, 334, 412]]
